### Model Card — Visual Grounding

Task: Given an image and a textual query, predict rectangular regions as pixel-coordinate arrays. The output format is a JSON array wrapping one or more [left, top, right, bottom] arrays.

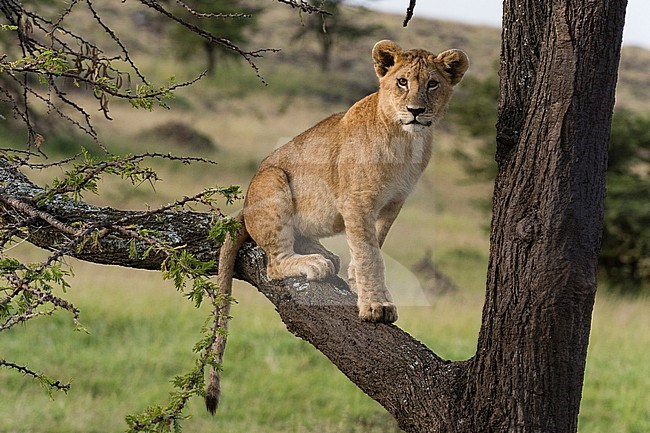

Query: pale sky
[[359, 0, 649, 49]]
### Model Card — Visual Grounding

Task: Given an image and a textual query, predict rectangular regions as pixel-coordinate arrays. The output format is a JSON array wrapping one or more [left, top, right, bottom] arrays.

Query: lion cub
[[206, 40, 468, 413]]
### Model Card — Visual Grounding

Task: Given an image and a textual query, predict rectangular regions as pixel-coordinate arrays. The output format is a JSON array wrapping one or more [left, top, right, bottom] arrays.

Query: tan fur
[[206, 40, 469, 413], [205, 214, 246, 414]]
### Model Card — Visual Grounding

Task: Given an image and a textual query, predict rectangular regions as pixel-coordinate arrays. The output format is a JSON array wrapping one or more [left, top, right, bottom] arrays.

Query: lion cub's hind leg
[[245, 167, 336, 281]]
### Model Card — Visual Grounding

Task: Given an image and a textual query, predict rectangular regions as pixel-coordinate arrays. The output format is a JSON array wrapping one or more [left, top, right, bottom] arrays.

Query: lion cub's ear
[[372, 40, 403, 77], [435, 49, 470, 85]]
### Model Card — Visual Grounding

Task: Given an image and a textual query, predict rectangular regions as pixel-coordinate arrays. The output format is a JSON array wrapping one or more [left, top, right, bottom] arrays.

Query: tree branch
[[233, 243, 465, 432], [0, 156, 463, 432]]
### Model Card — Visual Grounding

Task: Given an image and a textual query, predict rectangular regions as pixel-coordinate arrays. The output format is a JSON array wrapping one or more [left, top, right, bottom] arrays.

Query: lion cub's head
[[372, 40, 469, 134]]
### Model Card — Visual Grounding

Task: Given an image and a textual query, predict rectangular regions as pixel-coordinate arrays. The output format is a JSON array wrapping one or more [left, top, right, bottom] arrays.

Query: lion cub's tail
[[205, 213, 247, 415]]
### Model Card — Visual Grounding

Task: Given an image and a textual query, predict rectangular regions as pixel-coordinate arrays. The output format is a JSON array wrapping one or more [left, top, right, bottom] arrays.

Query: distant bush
[[600, 110, 650, 293], [448, 73, 498, 183], [141, 121, 217, 153], [452, 75, 650, 294]]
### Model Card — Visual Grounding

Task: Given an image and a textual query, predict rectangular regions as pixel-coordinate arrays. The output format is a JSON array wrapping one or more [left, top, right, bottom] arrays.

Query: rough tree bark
[[468, 1, 627, 431], [0, 0, 627, 431]]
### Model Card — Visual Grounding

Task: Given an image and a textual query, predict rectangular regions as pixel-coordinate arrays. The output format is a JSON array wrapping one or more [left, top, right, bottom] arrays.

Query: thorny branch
[[0, 150, 239, 392], [0, 0, 327, 153], [0, 359, 71, 392], [276, 0, 331, 15], [173, 0, 252, 19], [0, 190, 80, 236]]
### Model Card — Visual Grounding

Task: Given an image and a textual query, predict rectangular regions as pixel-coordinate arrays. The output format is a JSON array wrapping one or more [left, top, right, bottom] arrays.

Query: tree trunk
[[0, 0, 627, 431], [467, 0, 627, 431]]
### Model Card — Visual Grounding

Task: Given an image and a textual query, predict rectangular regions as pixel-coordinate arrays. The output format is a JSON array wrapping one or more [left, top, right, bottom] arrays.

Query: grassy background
[[2, 2, 650, 432], [0, 258, 648, 433]]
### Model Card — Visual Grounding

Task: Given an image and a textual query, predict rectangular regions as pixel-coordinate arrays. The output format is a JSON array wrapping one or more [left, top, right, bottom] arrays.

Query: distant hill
[[250, 5, 650, 112], [617, 46, 650, 112]]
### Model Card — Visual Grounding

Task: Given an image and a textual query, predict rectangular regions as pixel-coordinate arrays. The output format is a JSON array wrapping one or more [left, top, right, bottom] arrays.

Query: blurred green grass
[[0, 258, 647, 432]]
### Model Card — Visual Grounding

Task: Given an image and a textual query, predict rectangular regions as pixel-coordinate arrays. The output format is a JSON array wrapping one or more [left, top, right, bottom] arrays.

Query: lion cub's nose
[[407, 106, 426, 117]]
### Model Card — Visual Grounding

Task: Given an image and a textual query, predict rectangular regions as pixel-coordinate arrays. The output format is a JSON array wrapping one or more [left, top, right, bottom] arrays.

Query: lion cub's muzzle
[[405, 118, 433, 127], [403, 106, 433, 127]]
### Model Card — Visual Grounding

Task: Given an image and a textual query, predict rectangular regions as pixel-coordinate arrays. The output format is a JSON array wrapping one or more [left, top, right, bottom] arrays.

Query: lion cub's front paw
[[358, 300, 398, 323]]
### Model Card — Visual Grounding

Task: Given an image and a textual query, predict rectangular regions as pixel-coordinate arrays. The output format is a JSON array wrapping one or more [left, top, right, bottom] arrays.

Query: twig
[[403, 0, 417, 27], [0, 359, 71, 392], [0, 189, 80, 236], [174, 0, 250, 19], [276, 0, 331, 15]]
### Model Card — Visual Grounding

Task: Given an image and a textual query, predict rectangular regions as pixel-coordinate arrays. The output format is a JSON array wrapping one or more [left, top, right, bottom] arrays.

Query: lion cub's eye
[[397, 78, 408, 88], [427, 80, 440, 91]]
